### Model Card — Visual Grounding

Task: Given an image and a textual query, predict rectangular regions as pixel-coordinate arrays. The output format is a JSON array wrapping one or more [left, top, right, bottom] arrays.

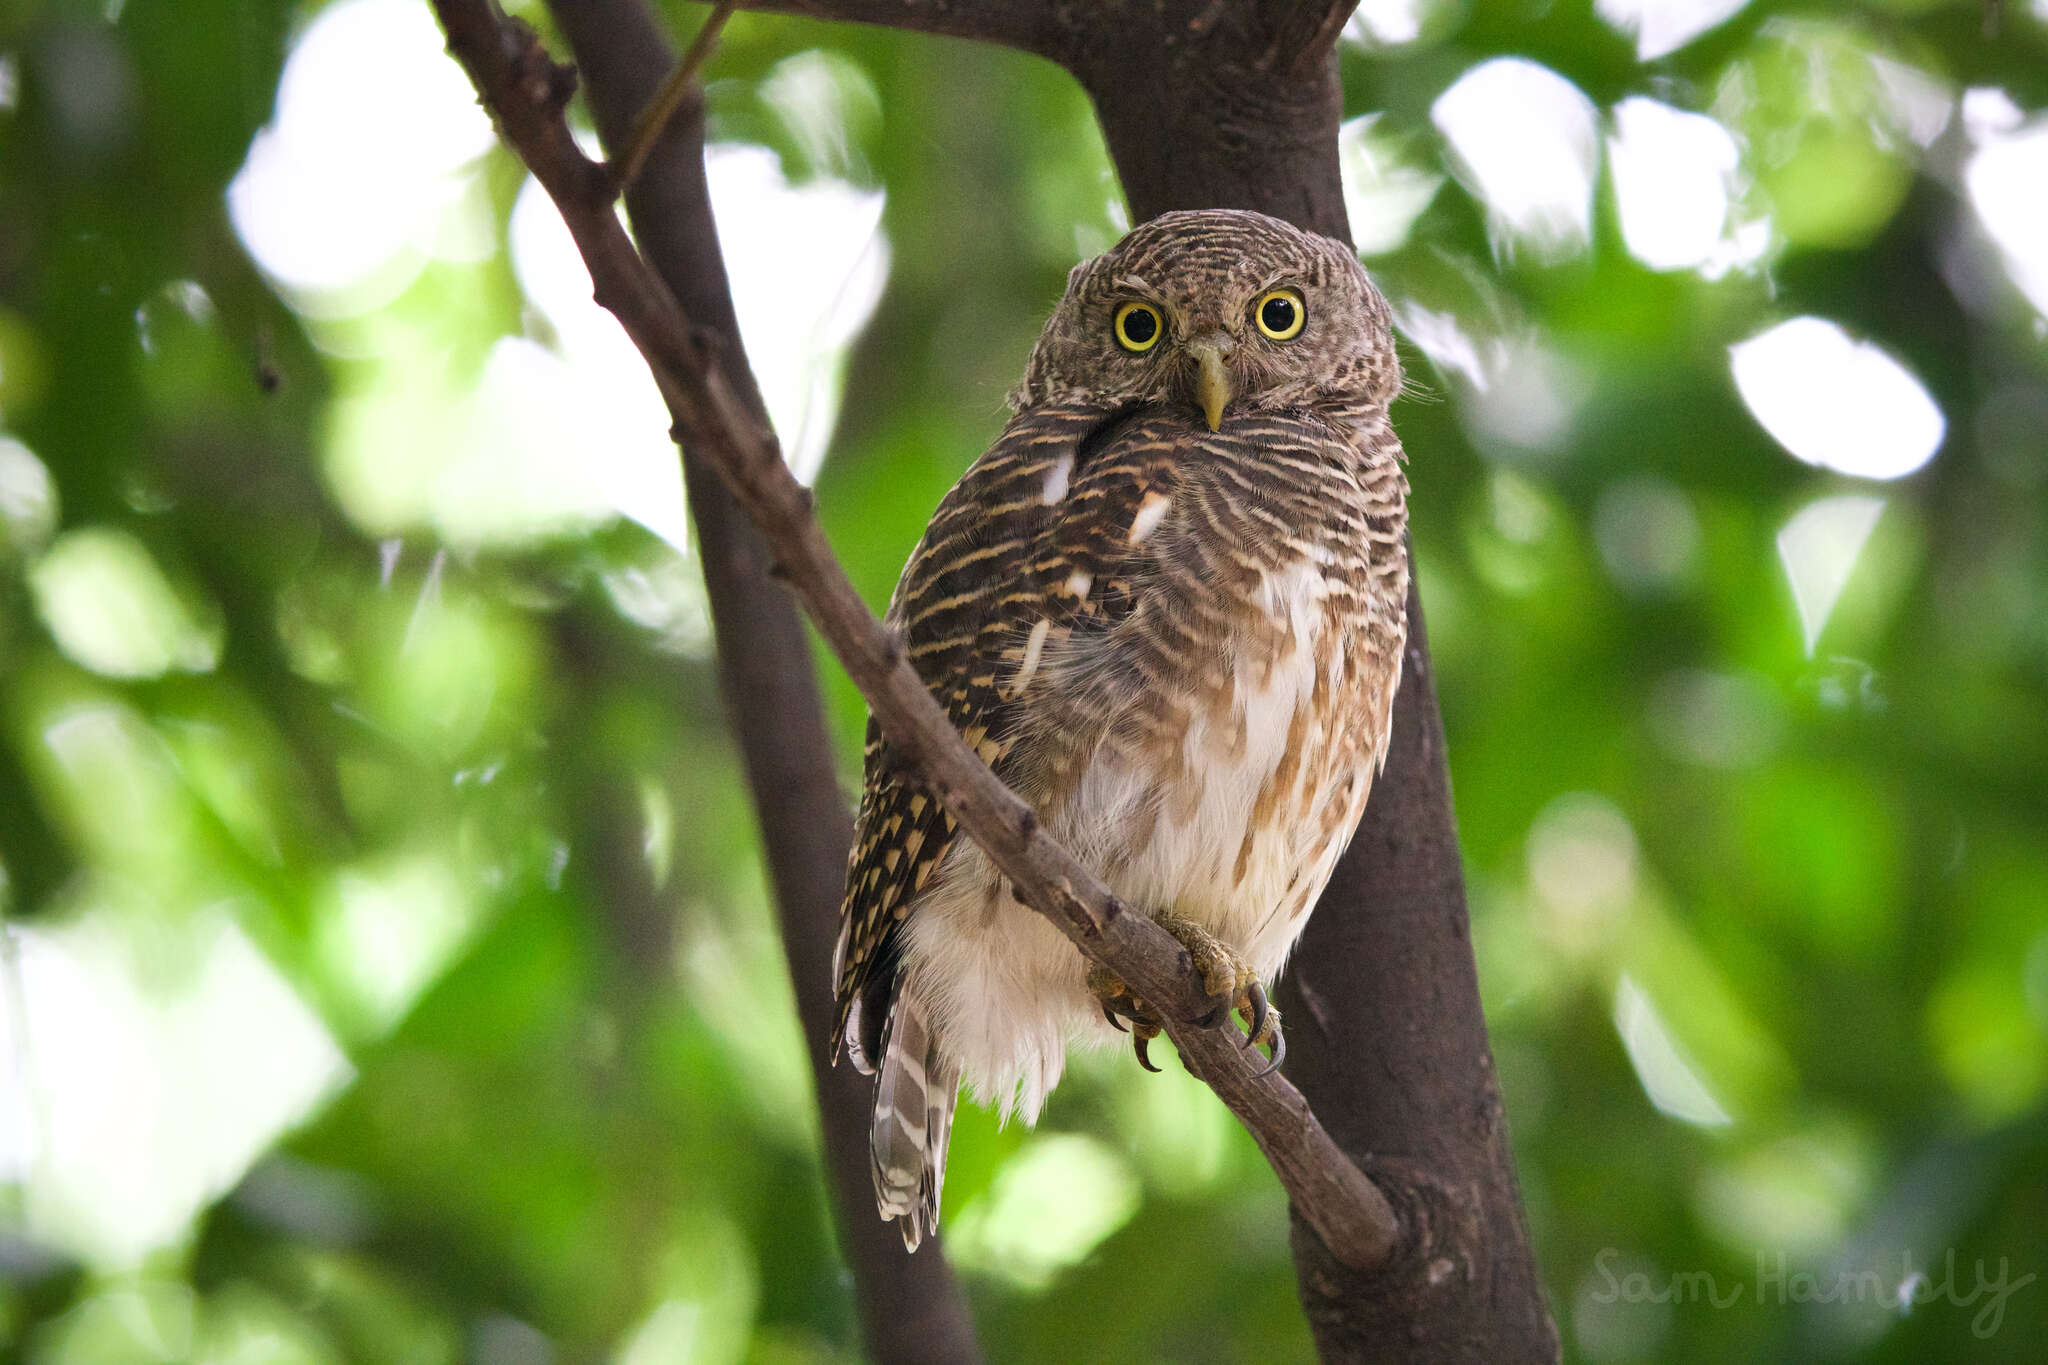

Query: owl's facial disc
[[1013, 209, 1400, 420]]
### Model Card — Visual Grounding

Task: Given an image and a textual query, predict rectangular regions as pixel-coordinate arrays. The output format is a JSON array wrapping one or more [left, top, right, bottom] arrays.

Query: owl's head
[[1013, 209, 1400, 429]]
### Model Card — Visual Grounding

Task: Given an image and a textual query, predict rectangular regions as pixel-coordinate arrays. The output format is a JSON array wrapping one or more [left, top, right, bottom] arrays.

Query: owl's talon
[[1090, 966, 1150, 1023], [1243, 981, 1269, 1049], [1133, 1032, 1162, 1073], [1241, 987, 1284, 1075], [1251, 1020, 1287, 1078]]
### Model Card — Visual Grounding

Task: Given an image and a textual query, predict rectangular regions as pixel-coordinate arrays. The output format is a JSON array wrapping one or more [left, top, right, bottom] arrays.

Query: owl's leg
[[1086, 912, 1285, 1075]]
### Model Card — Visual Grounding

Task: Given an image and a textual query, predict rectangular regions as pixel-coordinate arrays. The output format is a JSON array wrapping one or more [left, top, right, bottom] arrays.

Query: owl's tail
[[870, 997, 962, 1251]]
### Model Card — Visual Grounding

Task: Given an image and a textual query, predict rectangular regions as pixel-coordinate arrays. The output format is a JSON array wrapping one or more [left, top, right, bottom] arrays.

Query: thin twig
[[427, 0, 1401, 1273], [610, 0, 736, 196]]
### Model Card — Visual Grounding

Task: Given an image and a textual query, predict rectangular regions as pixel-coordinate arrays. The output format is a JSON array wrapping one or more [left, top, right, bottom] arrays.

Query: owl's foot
[[1154, 909, 1287, 1077], [1087, 912, 1285, 1076]]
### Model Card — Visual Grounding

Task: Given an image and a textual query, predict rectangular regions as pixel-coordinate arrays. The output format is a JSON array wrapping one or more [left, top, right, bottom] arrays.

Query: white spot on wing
[[1014, 618, 1052, 691], [1127, 492, 1171, 544], [1040, 456, 1073, 505], [1064, 569, 1093, 601]]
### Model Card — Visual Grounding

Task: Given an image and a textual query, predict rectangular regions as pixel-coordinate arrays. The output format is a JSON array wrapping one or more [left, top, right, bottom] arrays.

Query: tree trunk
[[1042, 9, 1558, 1357]]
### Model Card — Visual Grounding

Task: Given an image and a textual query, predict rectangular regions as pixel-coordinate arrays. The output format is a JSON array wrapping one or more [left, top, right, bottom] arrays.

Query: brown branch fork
[[426, 0, 1403, 1274]]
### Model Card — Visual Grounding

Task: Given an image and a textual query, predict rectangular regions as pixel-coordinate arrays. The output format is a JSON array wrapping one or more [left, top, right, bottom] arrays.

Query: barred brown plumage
[[833, 209, 1410, 1249]]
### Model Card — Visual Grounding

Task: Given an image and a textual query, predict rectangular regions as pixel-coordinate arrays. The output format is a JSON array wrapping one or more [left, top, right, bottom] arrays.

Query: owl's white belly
[[901, 560, 1379, 1124]]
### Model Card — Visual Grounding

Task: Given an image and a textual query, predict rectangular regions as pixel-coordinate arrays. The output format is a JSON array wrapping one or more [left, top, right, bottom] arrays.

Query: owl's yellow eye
[[1114, 301, 1163, 353], [1254, 288, 1306, 341]]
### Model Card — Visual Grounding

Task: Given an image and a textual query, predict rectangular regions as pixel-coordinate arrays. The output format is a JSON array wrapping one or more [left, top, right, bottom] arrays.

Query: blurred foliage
[[2, 0, 2047, 1361]]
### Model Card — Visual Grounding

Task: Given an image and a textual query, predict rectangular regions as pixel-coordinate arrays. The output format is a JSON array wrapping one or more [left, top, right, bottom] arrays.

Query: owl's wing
[[831, 400, 1178, 1066]]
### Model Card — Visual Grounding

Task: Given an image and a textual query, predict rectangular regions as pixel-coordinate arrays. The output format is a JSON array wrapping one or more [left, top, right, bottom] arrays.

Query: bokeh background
[[2, 0, 2046, 1359]]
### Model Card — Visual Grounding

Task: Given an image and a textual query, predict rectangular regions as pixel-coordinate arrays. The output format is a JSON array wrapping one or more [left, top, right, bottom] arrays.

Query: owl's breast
[[1028, 536, 1397, 982], [890, 416, 1407, 1118]]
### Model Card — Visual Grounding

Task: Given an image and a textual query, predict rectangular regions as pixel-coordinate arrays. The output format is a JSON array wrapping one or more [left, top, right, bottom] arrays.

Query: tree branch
[[429, 0, 1400, 1278]]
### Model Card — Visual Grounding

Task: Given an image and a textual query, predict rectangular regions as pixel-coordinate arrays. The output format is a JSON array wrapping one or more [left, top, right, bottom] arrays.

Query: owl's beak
[[1187, 337, 1234, 432]]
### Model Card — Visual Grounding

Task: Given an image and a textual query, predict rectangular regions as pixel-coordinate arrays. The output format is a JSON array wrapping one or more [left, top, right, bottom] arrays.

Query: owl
[[832, 209, 1410, 1249]]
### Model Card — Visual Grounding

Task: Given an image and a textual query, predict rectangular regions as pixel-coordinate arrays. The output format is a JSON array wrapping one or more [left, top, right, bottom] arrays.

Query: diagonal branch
[[428, 0, 1402, 1274]]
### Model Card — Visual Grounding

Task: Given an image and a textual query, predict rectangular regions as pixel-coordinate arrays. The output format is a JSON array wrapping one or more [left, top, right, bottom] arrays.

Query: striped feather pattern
[[869, 998, 961, 1250], [835, 210, 1411, 1247]]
